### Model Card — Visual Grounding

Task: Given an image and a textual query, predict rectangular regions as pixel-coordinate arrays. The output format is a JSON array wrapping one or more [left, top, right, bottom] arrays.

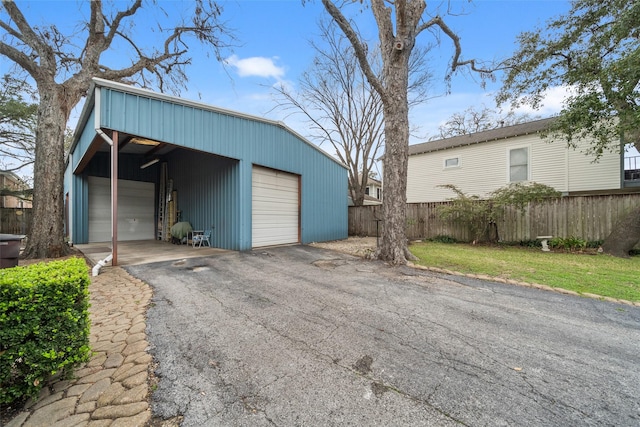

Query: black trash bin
[[0, 234, 25, 269]]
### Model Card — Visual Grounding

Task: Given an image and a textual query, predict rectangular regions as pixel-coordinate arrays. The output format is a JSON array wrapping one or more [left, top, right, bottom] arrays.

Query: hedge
[[0, 257, 91, 404]]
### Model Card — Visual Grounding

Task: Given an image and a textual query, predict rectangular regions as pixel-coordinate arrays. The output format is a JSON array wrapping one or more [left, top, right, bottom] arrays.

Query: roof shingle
[[409, 117, 556, 156]]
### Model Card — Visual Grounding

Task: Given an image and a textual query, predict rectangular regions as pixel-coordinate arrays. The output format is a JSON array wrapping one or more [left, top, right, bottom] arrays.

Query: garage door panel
[[88, 176, 155, 243], [252, 166, 299, 247]]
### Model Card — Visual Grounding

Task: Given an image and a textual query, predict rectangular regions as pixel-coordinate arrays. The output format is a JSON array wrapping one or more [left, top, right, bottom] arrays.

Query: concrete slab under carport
[[75, 240, 228, 267]]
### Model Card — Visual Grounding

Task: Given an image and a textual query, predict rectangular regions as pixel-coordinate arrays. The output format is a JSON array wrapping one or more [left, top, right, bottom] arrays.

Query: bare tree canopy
[[0, 0, 233, 258], [321, 0, 493, 264], [434, 105, 536, 140], [274, 19, 432, 207]]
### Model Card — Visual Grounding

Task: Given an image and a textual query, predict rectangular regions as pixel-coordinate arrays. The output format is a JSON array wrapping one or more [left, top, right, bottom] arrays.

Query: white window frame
[[443, 156, 461, 169], [507, 145, 531, 183]]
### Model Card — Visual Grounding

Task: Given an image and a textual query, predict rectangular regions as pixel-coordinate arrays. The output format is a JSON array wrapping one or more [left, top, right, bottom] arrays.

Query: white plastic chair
[[194, 230, 211, 247]]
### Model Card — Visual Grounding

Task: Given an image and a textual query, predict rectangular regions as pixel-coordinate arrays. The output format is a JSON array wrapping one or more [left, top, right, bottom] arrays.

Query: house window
[[509, 147, 529, 182], [444, 157, 460, 169], [376, 188, 382, 200], [365, 187, 370, 195]]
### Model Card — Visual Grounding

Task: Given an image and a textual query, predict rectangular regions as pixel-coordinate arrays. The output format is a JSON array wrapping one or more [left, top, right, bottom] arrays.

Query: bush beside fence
[[349, 193, 640, 244]]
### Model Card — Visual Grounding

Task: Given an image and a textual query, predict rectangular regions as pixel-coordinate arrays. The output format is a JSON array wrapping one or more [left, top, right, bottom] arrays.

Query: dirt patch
[[310, 237, 377, 258]]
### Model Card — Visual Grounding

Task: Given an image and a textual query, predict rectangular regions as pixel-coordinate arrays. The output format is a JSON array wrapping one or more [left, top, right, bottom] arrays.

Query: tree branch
[[321, 0, 386, 99]]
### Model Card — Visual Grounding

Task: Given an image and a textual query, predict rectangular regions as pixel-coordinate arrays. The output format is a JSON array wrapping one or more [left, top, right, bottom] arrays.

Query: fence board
[[1, 208, 32, 235], [349, 193, 640, 244]]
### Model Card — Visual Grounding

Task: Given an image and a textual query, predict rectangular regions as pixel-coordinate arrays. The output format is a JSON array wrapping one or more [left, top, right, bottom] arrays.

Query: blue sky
[[5, 0, 637, 174], [0, 1, 574, 134], [182, 0, 575, 141]]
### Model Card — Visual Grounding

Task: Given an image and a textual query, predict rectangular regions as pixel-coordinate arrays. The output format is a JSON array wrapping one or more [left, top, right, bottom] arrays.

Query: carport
[[64, 78, 347, 266], [75, 240, 227, 267]]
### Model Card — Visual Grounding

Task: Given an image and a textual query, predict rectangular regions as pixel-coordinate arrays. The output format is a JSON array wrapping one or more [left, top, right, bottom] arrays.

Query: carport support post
[[111, 130, 118, 266]]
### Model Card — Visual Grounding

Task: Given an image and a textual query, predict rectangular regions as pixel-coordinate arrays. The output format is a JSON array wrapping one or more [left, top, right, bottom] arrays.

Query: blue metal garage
[[64, 78, 347, 264]]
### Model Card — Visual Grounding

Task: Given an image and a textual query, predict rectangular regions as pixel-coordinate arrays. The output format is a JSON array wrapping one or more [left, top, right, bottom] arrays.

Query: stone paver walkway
[[6, 266, 153, 427]]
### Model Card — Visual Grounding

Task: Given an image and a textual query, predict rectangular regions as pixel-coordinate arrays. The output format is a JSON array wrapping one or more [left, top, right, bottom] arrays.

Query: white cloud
[[224, 55, 285, 79], [512, 85, 573, 116]]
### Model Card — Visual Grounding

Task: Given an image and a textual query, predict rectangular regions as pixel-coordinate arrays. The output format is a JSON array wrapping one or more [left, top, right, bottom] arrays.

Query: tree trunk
[[601, 206, 640, 258], [349, 176, 366, 207], [377, 55, 415, 264], [22, 84, 70, 259]]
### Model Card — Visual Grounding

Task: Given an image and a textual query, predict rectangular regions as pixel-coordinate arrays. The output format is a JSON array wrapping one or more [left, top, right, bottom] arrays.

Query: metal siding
[[72, 108, 97, 172], [137, 97, 151, 136], [70, 174, 89, 244], [95, 86, 347, 247], [168, 151, 242, 251]]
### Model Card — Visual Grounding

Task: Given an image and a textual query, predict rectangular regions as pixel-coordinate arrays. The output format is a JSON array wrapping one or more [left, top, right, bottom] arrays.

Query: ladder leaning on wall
[[157, 162, 176, 242], [157, 162, 167, 241]]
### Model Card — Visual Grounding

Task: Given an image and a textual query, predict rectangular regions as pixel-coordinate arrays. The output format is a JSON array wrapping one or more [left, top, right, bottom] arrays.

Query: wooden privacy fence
[[0, 208, 32, 235], [349, 193, 640, 243]]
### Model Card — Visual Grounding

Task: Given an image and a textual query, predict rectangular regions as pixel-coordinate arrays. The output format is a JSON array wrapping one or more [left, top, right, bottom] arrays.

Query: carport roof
[[68, 77, 346, 169]]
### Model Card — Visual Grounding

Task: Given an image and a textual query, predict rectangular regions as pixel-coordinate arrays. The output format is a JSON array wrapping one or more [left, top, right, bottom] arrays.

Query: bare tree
[[275, 20, 432, 207], [435, 105, 536, 139], [274, 21, 384, 206], [0, 0, 232, 258], [321, 0, 492, 264]]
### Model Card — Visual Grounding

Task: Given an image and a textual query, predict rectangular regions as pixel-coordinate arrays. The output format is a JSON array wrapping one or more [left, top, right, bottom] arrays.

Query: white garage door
[[88, 176, 155, 243], [252, 166, 299, 247]]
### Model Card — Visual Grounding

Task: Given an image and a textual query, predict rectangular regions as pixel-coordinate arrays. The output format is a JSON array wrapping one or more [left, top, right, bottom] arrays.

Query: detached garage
[[64, 78, 347, 263]]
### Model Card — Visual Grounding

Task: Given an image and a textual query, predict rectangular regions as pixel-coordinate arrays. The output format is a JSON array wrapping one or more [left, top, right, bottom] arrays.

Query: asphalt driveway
[[126, 245, 640, 426]]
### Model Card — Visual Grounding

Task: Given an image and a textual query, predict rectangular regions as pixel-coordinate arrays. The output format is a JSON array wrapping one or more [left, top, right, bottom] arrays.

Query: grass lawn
[[409, 242, 640, 303]]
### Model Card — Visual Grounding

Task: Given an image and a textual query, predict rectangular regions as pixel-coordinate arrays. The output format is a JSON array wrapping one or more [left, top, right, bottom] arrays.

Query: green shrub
[[428, 235, 458, 244], [516, 240, 541, 248], [0, 258, 91, 405], [548, 236, 588, 252], [586, 240, 604, 249], [436, 183, 561, 243]]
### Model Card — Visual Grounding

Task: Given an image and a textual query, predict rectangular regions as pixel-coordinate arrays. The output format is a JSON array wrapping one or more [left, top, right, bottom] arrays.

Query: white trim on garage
[[88, 176, 155, 242], [251, 166, 299, 247]]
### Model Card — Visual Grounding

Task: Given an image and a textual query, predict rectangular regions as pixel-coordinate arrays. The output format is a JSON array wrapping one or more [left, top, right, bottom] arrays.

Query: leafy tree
[[321, 0, 492, 264], [0, 0, 232, 258], [497, 0, 640, 257], [0, 74, 37, 178], [434, 105, 536, 140], [437, 183, 561, 243], [274, 19, 431, 207]]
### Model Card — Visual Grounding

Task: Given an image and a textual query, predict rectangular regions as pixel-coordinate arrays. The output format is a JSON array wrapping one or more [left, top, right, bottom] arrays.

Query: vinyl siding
[[567, 146, 620, 191], [407, 133, 621, 203]]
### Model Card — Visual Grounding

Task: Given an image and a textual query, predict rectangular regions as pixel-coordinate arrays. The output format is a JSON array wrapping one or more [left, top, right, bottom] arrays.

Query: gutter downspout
[[93, 87, 115, 276], [92, 253, 113, 277]]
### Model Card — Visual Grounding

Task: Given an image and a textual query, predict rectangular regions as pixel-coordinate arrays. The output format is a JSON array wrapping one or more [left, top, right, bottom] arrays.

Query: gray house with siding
[[65, 78, 347, 258]]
